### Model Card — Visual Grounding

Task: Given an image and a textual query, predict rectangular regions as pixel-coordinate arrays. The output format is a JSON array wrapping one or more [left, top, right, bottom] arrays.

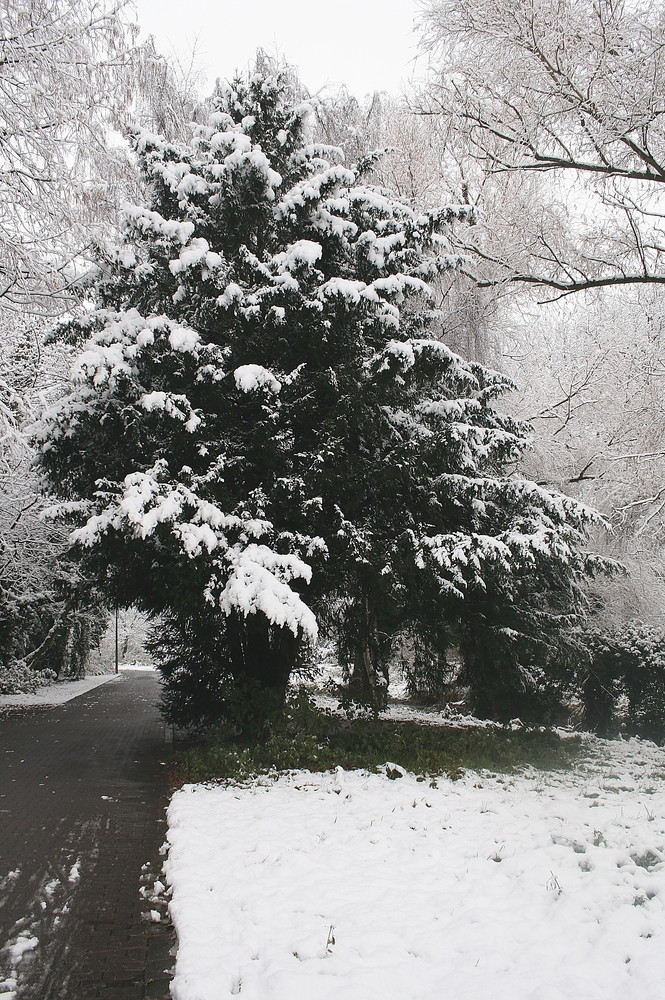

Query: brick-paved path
[[0, 670, 173, 999]]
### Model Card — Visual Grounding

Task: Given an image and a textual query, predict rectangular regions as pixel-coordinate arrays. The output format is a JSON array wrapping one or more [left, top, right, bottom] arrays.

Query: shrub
[[174, 691, 580, 783], [0, 662, 56, 695], [580, 622, 665, 741]]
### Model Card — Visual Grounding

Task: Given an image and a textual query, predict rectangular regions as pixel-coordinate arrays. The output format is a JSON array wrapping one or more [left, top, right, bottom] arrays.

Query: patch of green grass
[[173, 695, 581, 784]]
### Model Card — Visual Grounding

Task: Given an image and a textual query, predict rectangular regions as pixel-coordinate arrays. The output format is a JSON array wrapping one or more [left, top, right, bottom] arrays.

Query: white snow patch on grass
[[165, 737, 665, 1000], [312, 691, 497, 730]]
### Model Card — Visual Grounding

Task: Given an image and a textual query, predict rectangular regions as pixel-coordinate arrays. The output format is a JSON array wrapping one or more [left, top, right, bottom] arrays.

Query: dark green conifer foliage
[[36, 70, 610, 727]]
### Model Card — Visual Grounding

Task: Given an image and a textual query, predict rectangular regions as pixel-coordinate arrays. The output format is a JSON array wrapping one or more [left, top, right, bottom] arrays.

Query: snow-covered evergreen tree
[[35, 70, 610, 725]]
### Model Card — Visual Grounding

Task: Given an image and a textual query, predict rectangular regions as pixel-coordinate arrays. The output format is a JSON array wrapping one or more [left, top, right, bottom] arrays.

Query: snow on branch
[[123, 205, 195, 245], [139, 391, 202, 432], [212, 543, 317, 639], [234, 365, 282, 394]]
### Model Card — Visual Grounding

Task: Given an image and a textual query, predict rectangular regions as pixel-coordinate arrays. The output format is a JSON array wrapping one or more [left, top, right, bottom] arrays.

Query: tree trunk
[[347, 595, 388, 710], [581, 668, 616, 737], [226, 611, 301, 735]]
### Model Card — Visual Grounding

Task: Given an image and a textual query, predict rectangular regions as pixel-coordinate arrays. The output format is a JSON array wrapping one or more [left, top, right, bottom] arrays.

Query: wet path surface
[[0, 670, 172, 999]]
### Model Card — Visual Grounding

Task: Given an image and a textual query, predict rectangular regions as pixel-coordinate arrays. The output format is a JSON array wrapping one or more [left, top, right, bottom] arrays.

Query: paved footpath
[[0, 670, 173, 1000]]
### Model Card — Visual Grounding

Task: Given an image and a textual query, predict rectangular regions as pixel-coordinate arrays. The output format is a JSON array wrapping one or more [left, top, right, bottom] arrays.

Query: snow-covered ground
[[313, 691, 496, 729], [0, 672, 119, 707], [0, 664, 154, 707], [165, 732, 665, 1000]]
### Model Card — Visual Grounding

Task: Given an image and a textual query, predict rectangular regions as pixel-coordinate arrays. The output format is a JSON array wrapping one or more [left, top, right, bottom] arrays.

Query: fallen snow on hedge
[[165, 736, 665, 1000]]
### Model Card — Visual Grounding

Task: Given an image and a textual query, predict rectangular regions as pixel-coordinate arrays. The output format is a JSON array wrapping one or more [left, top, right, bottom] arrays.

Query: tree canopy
[[35, 70, 611, 725]]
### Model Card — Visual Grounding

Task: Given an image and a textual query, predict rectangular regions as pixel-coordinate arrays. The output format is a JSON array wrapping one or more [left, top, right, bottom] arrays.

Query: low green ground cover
[[173, 696, 580, 784]]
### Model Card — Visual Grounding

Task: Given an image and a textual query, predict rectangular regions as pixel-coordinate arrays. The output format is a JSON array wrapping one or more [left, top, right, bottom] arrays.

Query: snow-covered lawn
[[165, 734, 665, 1000]]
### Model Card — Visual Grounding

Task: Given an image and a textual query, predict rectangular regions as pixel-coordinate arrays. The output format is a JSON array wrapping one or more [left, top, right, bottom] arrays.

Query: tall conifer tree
[[36, 71, 609, 725]]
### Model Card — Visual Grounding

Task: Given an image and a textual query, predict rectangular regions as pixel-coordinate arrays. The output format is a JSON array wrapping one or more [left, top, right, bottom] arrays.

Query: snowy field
[[165, 734, 665, 1000]]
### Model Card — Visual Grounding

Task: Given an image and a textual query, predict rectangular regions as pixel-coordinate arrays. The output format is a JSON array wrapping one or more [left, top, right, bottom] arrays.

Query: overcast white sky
[[132, 0, 424, 99]]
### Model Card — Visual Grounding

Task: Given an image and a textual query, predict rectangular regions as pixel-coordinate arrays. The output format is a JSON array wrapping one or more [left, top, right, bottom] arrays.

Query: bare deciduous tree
[[0, 0, 206, 314], [418, 0, 665, 297], [500, 286, 665, 621], [0, 0, 138, 311]]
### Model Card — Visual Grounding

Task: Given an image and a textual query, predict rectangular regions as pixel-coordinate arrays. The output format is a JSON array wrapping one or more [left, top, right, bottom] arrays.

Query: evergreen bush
[[581, 622, 665, 741]]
